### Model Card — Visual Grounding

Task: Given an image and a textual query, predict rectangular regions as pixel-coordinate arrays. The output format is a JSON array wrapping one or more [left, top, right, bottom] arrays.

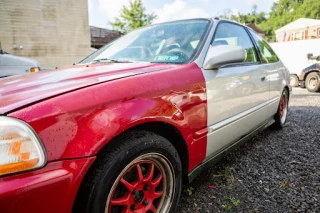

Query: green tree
[[294, 0, 320, 19], [110, 0, 157, 34], [219, 0, 320, 42], [219, 5, 266, 24], [259, 0, 320, 41]]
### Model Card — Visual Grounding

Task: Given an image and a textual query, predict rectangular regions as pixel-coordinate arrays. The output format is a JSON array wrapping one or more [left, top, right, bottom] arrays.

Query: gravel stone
[[178, 88, 320, 213]]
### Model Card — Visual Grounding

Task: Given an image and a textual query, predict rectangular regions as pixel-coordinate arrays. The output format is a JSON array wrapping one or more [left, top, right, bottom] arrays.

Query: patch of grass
[[213, 168, 235, 190], [229, 197, 240, 207], [183, 187, 194, 196], [222, 204, 233, 211], [213, 168, 235, 183], [212, 169, 241, 211], [221, 197, 241, 212]]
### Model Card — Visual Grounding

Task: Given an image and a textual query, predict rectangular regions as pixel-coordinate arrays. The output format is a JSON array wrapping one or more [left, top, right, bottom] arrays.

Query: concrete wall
[[0, 0, 91, 68], [270, 39, 320, 75]]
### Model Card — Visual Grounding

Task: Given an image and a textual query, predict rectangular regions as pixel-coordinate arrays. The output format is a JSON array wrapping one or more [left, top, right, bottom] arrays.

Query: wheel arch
[[96, 121, 190, 183], [284, 85, 290, 101], [72, 122, 187, 213], [303, 70, 320, 81]]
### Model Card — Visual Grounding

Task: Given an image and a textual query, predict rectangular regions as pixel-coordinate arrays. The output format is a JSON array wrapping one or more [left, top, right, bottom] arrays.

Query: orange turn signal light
[[30, 67, 39, 73]]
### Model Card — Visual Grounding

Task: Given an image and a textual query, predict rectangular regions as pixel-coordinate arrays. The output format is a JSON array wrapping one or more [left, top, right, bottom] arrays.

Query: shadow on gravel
[[178, 105, 320, 213], [291, 94, 320, 98]]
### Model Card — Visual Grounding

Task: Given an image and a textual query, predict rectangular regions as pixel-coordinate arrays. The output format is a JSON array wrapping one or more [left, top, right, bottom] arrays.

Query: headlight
[[0, 117, 46, 176], [30, 67, 40, 72]]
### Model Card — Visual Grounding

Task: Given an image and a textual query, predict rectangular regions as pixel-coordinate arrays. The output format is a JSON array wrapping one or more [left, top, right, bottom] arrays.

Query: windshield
[[79, 19, 210, 64]]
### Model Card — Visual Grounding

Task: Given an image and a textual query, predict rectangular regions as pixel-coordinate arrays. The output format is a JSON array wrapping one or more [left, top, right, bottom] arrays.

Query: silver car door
[[202, 22, 270, 159], [248, 30, 285, 117]]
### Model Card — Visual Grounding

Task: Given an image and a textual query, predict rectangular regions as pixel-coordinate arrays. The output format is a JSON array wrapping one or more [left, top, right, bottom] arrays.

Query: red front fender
[[9, 63, 207, 173]]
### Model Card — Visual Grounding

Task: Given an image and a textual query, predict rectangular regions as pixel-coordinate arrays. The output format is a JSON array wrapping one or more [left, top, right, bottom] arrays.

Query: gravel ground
[[178, 88, 320, 213]]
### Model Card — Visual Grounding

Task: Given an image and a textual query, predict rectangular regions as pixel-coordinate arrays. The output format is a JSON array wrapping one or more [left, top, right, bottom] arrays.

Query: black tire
[[305, 72, 320, 92], [73, 130, 182, 213], [290, 74, 299, 87], [272, 89, 289, 130]]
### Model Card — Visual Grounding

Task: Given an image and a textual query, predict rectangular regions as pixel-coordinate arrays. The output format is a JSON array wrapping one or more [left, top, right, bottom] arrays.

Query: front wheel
[[305, 72, 320, 92], [74, 131, 182, 213]]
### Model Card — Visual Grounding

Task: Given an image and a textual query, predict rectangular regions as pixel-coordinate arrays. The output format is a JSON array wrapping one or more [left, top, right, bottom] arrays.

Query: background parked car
[[298, 54, 320, 92], [0, 48, 40, 78]]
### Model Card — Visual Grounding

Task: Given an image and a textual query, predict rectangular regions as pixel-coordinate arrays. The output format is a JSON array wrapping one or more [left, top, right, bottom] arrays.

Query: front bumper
[[0, 157, 95, 213]]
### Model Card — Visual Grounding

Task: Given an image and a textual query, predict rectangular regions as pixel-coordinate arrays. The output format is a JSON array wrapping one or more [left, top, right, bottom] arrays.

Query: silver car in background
[[0, 49, 40, 78]]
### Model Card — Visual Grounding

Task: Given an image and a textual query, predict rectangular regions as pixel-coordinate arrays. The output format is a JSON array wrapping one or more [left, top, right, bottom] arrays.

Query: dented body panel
[[8, 63, 207, 172]]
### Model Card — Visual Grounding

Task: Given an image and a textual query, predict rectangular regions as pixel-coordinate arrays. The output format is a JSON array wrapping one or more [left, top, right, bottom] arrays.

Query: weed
[[222, 204, 233, 211], [213, 168, 235, 183], [183, 187, 194, 196], [213, 168, 235, 190], [280, 180, 289, 188], [221, 197, 240, 211], [229, 197, 240, 207]]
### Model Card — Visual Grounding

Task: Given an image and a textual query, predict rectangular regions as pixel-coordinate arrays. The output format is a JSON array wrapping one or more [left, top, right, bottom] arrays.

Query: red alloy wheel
[[279, 95, 286, 119], [106, 154, 174, 213]]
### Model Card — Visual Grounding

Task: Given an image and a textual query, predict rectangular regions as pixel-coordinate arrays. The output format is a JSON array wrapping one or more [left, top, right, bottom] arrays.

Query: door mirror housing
[[203, 45, 246, 70]]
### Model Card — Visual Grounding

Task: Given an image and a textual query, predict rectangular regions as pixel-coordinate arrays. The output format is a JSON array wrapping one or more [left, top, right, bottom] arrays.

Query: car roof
[[213, 17, 249, 28], [151, 17, 248, 30]]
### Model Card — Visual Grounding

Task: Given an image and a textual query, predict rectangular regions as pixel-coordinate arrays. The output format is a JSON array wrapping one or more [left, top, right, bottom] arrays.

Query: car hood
[[0, 63, 175, 114], [302, 63, 320, 72]]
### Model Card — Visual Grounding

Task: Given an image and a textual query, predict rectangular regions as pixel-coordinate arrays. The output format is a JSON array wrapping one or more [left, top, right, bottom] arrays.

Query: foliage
[[213, 168, 235, 190], [221, 197, 240, 212], [229, 197, 240, 206], [219, 5, 267, 25], [212, 168, 234, 183], [262, 0, 320, 41], [110, 0, 157, 34], [183, 187, 195, 196], [220, 0, 320, 42], [222, 203, 233, 211]]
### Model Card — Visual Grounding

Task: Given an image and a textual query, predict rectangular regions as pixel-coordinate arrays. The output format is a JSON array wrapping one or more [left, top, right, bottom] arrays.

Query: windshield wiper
[[92, 58, 133, 63]]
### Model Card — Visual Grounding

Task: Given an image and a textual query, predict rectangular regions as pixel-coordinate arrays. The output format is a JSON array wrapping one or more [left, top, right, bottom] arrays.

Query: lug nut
[[143, 185, 150, 191], [142, 200, 149, 206], [132, 189, 137, 195], [131, 204, 137, 210]]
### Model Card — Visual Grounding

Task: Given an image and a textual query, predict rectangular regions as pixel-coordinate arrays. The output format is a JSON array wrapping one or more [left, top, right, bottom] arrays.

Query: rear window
[[249, 29, 279, 63]]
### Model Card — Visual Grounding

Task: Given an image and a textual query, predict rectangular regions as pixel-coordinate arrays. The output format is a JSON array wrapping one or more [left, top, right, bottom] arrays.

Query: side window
[[212, 23, 258, 63], [249, 30, 279, 63]]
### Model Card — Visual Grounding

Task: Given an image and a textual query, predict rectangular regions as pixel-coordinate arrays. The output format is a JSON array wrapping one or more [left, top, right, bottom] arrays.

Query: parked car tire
[[305, 72, 320, 92], [290, 74, 299, 87], [74, 131, 182, 213], [272, 89, 289, 130]]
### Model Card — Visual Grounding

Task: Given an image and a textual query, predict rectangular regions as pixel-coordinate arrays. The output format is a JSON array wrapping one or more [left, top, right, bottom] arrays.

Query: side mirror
[[203, 45, 246, 70]]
